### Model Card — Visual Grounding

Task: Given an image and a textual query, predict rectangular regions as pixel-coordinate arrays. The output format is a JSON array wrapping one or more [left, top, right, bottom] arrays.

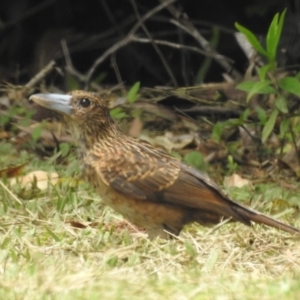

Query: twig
[[101, 0, 125, 36], [289, 121, 300, 166], [0, 180, 36, 219], [110, 53, 126, 96], [159, 0, 242, 79], [61, 39, 103, 91], [129, 0, 177, 86], [178, 23, 189, 85], [170, 19, 241, 78], [0, 180, 23, 205], [85, 37, 133, 88], [23, 60, 56, 93], [61, 39, 73, 69], [85, 0, 176, 88], [180, 105, 242, 117], [131, 37, 229, 59]]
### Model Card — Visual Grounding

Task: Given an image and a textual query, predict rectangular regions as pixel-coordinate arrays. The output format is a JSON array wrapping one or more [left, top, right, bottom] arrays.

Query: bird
[[30, 90, 300, 239]]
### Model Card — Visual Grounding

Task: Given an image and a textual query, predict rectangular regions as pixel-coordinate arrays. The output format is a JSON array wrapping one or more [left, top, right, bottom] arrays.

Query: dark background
[[0, 0, 297, 88]]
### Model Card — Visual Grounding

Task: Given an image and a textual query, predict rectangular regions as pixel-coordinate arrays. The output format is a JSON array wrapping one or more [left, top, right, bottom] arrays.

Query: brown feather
[[30, 90, 300, 239]]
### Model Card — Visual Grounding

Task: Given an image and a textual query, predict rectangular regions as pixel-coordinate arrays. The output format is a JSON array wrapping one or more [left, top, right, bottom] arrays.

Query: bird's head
[[30, 90, 118, 146]]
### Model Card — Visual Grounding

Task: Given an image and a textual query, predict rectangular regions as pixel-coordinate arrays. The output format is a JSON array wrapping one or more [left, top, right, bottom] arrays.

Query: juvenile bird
[[30, 91, 300, 239]]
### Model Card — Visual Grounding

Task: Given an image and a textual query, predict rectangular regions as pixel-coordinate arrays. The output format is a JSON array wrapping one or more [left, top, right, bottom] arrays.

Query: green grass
[[0, 141, 300, 300]]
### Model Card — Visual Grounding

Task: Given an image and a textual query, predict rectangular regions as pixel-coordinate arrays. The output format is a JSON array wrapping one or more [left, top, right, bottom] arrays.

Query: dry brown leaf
[[16, 122, 72, 147], [140, 133, 174, 153], [281, 140, 300, 176], [170, 133, 195, 150], [140, 132, 194, 153], [0, 131, 9, 139], [198, 140, 228, 163], [10, 170, 59, 190], [239, 125, 257, 148], [0, 163, 27, 178], [128, 117, 143, 138], [223, 173, 251, 188], [66, 221, 99, 229]]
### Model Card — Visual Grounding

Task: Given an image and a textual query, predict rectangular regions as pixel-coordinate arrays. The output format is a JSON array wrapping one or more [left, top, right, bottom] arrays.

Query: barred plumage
[[30, 90, 300, 239]]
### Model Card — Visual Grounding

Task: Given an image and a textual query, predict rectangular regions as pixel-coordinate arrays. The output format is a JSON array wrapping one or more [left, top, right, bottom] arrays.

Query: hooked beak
[[30, 93, 72, 115]]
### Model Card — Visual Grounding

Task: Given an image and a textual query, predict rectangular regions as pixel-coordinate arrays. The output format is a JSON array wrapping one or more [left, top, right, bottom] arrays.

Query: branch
[[159, 0, 242, 79], [129, 0, 177, 86], [85, 0, 176, 88]]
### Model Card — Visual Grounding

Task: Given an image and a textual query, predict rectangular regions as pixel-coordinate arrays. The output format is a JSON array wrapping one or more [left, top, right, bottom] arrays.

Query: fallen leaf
[[140, 132, 194, 153], [0, 131, 9, 139], [0, 163, 27, 178], [105, 220, 145, 234], [10, 170, 59, 190], [140, 133, 174, 153], [66, 221, 99, 229], [198, 140, 228, 163], [281, 140, 300, 176], [128, 117, 143, 138], [224, 173, 251, 188]]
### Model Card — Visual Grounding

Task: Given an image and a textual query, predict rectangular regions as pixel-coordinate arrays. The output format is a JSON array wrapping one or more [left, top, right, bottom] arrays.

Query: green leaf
[[106, 255, 118, 267], [275, 96, 288, 113], [236, 81, 257, 92], [262, 109, 278, 143], [255, 106, 267, 124], [170, 151, 181, 159], [238, 80, 276, 101], [44, 226, 61, 242], [258, 64, 271, 81], [66, 74, 80, 91], [184, 241, 197, 256], [227, 155, 238, 174], [266, 13, 279, 62], [31, 125, 43, 142], [183, 151, 206, 171], [266, 10, 286, 63], [280, 118, 290, 136], [93, 72, 107, 84], [235, 23, 268, 56], [295, 71, 300, 80], [278, 76, 300, 97], [110, 107, 128, 120], [127, 81, 140, 103], [0, 115, 10, 126], [226, 119, 242, 127], [211, 122, 223, 143], [239, 108, 250, 122], [59, 142, 70, 157]]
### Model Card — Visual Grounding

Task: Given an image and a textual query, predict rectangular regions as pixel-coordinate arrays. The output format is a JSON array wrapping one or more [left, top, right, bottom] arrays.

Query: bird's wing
[[92, 141, 300, 234], [161, 163, 251, 223], [92, 140, 249, 222], [93, 141, 181, 200]]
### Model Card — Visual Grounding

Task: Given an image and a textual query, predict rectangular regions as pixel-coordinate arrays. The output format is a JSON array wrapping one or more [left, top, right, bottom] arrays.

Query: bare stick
[[130, 0, 177, 86], [61, 40, 104, 91], [24, 60, 56, 93], [85, 0, 176, 88], [159, 0, 242, 79], [61, 39, 73, 69], [131, 37, 231, 60], [111, 53, 126, 96]]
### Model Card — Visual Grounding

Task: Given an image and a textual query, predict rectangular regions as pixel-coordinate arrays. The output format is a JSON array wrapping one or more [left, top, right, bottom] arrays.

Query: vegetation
[[0, 4, 300, 300], [0, 140, 300, 299]]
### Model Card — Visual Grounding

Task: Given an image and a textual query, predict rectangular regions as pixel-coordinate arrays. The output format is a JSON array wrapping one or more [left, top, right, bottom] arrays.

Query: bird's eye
[[79, 98, 91, 108]]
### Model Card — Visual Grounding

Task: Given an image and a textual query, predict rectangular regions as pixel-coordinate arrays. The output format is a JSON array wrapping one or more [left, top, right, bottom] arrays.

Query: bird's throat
[[74, 121, 121, 151]]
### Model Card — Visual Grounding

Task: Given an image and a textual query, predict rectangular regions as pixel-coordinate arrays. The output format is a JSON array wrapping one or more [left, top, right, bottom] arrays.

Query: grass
[[0, 141, 300, 299]]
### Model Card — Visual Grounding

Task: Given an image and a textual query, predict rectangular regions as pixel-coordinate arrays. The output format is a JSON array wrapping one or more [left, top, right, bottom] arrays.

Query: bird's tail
[[233, 205, 300, 235]]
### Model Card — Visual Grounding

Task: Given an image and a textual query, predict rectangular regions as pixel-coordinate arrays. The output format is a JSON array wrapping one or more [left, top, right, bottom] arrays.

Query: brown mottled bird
[[30, 91, 300, 239]]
